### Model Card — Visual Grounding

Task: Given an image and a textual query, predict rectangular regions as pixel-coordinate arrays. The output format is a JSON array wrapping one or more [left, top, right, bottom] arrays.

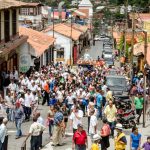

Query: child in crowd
[[141, 136, 150, 150]]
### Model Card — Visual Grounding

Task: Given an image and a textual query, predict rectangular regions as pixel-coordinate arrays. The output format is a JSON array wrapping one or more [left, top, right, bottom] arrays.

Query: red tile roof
[[23, 2, 43, 7], [64, 23, 88, 32], [19, 27, 55, 57], [44, 23, 82, 41]]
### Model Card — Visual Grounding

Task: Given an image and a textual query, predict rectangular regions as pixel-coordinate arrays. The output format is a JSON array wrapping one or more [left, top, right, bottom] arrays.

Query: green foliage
[[21, 0, 71, 8], [109, 0, 149, 7]]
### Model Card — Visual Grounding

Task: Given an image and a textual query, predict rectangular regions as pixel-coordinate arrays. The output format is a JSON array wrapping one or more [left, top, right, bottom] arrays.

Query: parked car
[[102, 49, 113, 58], [94, 35, 110, 41], [106, 75, 129, 95], [104, 58, 114, 67]]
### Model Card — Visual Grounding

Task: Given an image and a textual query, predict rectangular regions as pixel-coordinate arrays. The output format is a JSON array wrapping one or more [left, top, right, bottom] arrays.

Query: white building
[[19, 3, 43, 29], [19, 27, 55, 71], [44, 23, 82, 65]]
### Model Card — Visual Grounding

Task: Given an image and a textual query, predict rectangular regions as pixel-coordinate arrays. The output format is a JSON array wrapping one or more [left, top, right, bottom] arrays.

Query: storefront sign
[[19, 54, 31, 73]]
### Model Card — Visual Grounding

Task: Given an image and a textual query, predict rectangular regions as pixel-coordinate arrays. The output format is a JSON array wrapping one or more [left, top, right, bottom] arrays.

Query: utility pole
[[143, 31, 147, 128], [131, 7, 135, 66], [70, 15, 73, 67], [123, 0, 128, 55]]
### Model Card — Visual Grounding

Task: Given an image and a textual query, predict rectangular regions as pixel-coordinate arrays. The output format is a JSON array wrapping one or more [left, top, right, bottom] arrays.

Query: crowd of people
[[0, 62, 149, 150]]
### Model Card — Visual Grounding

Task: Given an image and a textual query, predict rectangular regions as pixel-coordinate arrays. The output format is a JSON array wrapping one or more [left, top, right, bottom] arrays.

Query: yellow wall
[[144, 21, 150, 33]]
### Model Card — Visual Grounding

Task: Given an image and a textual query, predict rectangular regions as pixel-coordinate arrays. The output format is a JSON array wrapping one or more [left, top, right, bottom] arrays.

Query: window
[[12, 9, 17, 36], [30, 8, 34, 15], [20, 8, 28, 15], [4, 10, 10, 42], [57, 48, 64, 58]]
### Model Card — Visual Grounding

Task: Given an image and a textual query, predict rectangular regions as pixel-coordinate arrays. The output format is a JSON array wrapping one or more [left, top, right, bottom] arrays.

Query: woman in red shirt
[[72, 124, 88, 150]]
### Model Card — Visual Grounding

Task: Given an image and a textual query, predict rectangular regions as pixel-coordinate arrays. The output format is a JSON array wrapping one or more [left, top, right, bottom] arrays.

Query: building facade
[[0, 0, 27, 92], [19, 3, 43, 30]]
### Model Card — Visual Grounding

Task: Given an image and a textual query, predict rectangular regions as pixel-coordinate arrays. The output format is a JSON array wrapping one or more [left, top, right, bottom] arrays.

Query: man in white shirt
[[0, 118, 8, 150], [30, 82, 38, 92], [89, 110, 97, 138], [8, 80, 16, 91], [24, 90, 33, 121], [36, 112, 44, 148], [13, 67, 19, 80], [70, 105, 83, 133], [26, 117, 46, 150], [67, 92, 74, 110]]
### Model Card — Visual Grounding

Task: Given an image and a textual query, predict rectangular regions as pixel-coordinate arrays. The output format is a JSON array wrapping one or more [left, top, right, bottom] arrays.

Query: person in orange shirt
[[42, 80, 50, 106]]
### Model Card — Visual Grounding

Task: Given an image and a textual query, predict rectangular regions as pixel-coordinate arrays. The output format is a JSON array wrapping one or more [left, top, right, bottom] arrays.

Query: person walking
[[24, 89, 32, 121], [96, 89, 103, 119], [104, 100, 117, 138], [87, 102, 96, 134], [14, 101, 24, 139], [0, 118, 8, 150], [130, 126, 141, 150], [114, 123, 127, 150], [36, 112, 44, 148], [134, 93, 144, 124], [26, 117, 46, 150], [141, 136, 150, 150], [70, 105, 83, 133], [89, 110, 98, 139], [72, 124, 88, 150], [42, 80, 50, 106], [91, 134, 101, 150], [100, 119, 111, 150], [61, 103, 69, 138], [52, 105, 64, 146], [47, 105, 54, 138]]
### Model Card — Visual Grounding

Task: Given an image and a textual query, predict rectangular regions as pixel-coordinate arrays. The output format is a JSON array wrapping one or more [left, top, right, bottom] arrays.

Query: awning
[[19, 27, 55, 57], [133, 42, 150, 66], [0, 35, 28, 57]]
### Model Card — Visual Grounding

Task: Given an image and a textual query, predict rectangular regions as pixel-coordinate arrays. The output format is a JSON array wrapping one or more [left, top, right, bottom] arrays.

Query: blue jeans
[[108, 121, 115, 137], [0, 141, 4, 150], [15, 119, 22, 137], [97, 106, 102, 119]]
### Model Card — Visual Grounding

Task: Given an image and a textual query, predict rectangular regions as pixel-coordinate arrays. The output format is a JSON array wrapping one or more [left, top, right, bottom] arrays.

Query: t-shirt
[[70, 110, 83, 129], [73, 130, 87, 145], [29, 122, 45, 136], [104, 105, 117, 122], [134, 97, 144, 109], [89, 115, 97, 134], [67, 95, 73, 105], [96, 93, 102, 107], [24, 93, 33, 107], [142, 142, 150, 150], [91, 143, 100, 150], [130, 133, 141, 148]]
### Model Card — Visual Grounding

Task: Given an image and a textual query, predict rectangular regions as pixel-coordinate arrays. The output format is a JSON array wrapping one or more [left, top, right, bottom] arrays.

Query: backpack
[[101, 124, 111, 137]]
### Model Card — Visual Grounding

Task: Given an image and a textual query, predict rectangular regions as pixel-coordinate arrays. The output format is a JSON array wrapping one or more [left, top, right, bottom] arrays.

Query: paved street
[[7, 40, 104, 150], [6, 40, 150, 150], [87, 41, 103, 59]]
